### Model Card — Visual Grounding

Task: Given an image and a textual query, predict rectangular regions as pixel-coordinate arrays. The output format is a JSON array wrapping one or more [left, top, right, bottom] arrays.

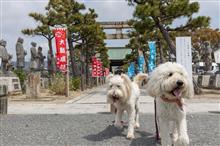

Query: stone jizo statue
[[0, 39, 12, 74], [30, 42, 38, 71], [37, 46, 46, 71], [16, 37, 27, 70], [47, 50, 56, 74]]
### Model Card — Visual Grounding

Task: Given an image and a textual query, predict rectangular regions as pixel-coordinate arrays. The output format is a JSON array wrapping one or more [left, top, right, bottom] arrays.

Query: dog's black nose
[[176, 80, 184, 86]]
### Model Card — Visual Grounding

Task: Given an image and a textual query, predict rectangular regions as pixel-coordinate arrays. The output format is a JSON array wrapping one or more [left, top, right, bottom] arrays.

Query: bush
[[49, 74, 81, 94], [49, 73, 66, 95], [70, 77, 80, 91]]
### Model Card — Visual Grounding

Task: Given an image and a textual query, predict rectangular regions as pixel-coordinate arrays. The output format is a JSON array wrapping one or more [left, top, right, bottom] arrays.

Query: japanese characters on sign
[[176, 37, 192, 80], [54, 28, 67, 73]]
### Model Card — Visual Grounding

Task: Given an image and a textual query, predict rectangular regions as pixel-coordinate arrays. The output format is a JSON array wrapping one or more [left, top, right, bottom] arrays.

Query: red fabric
[[54, 28, 67, 73]]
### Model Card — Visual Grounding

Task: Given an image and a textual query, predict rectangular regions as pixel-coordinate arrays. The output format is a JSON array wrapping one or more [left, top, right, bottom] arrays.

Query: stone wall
[[193, 74, 220, 89]]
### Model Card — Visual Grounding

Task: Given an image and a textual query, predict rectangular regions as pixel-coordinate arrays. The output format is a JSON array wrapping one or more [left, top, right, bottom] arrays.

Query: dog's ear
[[106, 74, 113, 82], [146, 74, 161, 97], [185, 79, 194, 99], [121, 74, 132, 97], [133, 73, 148, 87]]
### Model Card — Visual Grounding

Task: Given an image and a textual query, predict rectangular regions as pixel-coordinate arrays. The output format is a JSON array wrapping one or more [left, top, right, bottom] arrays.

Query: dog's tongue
[[173, 88, 182, 98]]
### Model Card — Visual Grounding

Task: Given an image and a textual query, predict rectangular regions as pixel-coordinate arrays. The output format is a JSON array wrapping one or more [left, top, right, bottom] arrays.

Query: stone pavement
[[8, 85, 220, 114]]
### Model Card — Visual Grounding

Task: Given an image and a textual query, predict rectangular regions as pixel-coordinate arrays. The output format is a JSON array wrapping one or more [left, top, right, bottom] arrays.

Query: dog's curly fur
[[106, 73, 148, 139], [146, 62, 194, 146]]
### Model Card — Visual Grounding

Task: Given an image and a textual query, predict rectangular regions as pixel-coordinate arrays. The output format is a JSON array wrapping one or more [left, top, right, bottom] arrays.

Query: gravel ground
[[0, 113, 219, 146]]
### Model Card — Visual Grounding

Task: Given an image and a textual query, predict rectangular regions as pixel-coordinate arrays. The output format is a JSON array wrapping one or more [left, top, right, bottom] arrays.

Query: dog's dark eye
[[168, 73, 173, 77], [110, 85, 113, 88], [117, 85, 120, 88]]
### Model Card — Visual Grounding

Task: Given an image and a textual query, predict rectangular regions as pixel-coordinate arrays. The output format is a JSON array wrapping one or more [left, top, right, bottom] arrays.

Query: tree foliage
[[126, 0, 210, 63]]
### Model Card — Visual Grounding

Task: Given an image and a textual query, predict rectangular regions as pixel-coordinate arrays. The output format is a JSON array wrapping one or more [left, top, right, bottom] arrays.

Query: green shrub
[[49, 73, 65, 95], [69, 77, 80, 91]]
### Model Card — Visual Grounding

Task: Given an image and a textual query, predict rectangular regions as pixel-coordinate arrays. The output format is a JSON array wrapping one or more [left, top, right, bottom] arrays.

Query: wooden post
[[96, 77, 99, 86], [0, 85, 8, 114], [65, 69, 69, 97], [65, 28, 69, 97]]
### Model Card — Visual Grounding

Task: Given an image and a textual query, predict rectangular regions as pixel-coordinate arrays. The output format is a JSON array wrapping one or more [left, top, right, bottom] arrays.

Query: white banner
[[176, 37, 192, 80]]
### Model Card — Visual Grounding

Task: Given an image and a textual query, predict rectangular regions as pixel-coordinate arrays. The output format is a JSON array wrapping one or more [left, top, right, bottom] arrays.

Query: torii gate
[[98, 21, 133, 72]]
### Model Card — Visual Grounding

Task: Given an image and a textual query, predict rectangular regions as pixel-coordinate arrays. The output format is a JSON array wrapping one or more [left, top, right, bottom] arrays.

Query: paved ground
[[1, 85, 220, 146], [8, 86, 220, 114], [0, 113, 219, 146]]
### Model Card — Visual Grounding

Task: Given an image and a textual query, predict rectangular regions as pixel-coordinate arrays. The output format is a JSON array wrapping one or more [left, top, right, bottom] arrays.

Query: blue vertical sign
[[148, 41, 156, 73], [138, 55, 145, 73], [127, 62, 135, 78]]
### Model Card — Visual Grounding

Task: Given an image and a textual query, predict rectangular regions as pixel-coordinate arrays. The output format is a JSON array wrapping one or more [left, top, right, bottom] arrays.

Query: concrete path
[[8, 86, 220, 114]]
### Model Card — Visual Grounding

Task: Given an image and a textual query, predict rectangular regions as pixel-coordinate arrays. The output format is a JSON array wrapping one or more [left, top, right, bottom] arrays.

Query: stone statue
[[30, 42, 38, 71], [16, 37, 27, 70], [47, 50, 56, 74], [37, 46, 46, 71], [0, 39, 12, 74]]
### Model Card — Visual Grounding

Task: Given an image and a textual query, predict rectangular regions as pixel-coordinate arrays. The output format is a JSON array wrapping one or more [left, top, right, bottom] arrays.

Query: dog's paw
[[126, 132, 135, 139], [175, 136, 189, 146], [134, 123, 140, 129], [114, 122, 123, 129]]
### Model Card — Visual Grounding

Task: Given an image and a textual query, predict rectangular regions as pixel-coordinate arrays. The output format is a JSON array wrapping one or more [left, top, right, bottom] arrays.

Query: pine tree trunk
[[158, 38, 164, 63], [67, 37, 75, 76], [85, 49, 90, 88], [154, 17, 176, 61]]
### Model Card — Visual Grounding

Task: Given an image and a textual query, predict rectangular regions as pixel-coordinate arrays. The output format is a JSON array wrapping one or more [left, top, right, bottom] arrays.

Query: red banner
[[104, 68, 110, 77], [92, 56, 97, 77], [54, 28, 67, 72], [92, 56, 104, 77]]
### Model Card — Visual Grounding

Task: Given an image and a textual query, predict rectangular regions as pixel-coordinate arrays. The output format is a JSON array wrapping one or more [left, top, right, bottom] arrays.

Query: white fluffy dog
[[146, 62, 194, 146], [106, 73, 147, 139]]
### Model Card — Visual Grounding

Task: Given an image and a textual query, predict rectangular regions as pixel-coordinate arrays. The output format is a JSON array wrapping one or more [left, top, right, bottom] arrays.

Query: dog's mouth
[[111, 95, 120, 102], [170, 87, 182, 98]]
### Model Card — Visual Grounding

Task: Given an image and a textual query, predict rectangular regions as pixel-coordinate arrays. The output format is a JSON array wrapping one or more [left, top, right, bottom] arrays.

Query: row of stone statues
[[0, 37, 55, 74]]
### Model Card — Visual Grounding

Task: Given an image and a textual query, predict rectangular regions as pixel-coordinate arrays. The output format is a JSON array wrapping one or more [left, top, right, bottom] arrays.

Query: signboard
[[176, 37, 192, 79], [54, 28, 67, 72], [214, 49, 220, 63], [148, 41, 156, 73]]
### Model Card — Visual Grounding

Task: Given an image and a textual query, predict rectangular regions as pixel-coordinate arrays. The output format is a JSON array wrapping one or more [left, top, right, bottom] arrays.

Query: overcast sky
[[0, 0, 219, 61]]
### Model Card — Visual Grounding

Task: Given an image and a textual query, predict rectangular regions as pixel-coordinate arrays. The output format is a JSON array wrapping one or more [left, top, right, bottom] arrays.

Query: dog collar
[[160, 95, 184, 111]]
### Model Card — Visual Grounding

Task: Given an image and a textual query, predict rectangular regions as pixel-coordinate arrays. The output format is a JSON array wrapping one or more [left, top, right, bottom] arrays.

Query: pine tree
[[127, 0, 210, 60]]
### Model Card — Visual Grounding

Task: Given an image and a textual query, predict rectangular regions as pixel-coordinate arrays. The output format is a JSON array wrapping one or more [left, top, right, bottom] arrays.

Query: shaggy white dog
[[146, 62, 194, 146], [107, 73, 147, 139]]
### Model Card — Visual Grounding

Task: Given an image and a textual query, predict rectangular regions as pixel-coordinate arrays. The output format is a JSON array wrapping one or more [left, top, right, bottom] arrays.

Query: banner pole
[[65, 29, 69, 97]]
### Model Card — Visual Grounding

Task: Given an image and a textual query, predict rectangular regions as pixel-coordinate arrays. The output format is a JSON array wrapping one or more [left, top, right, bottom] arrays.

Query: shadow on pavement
[[84, 125, 125, 141], [84, 124, 160, 146], [130, 130, 160, 146]]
